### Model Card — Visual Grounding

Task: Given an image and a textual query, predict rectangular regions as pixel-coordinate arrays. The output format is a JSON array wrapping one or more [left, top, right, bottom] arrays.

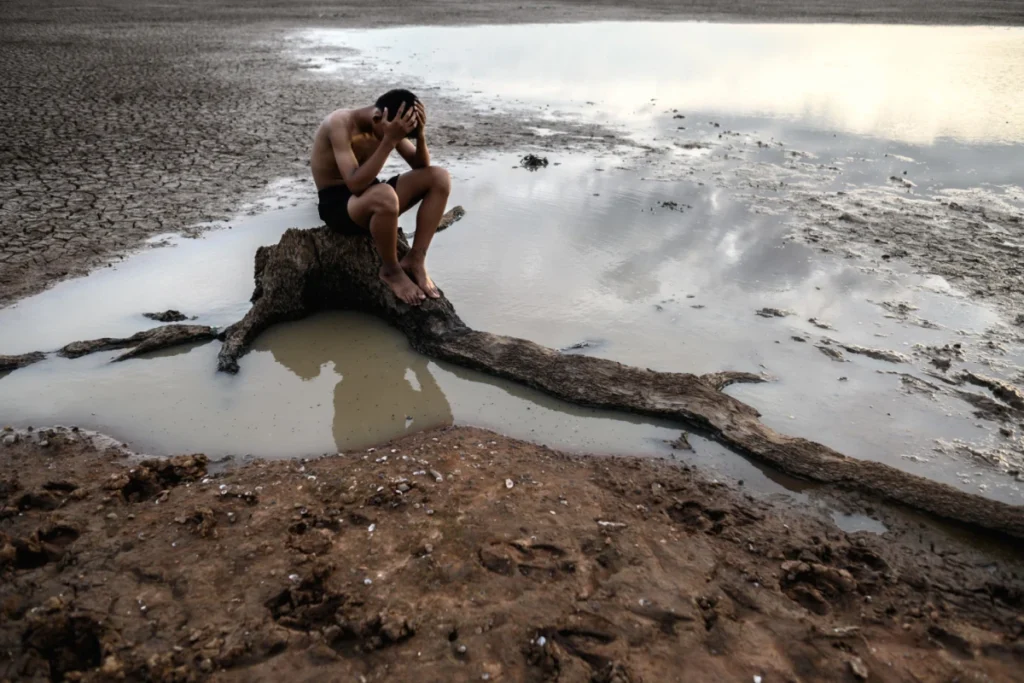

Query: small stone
[[199, 658, 213, 673], [456, 644, 467, 654], [849, 656, 869, 680], [397, 483, 411, 493], [106, 512, 118, 520], [2, 434, 17, 446], [38, 439, 49, 448], [505, 479, 514, 489]]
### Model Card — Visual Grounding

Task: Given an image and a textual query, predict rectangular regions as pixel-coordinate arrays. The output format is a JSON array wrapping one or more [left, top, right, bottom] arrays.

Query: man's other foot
[[401, 257, 440, 298], [380, 266, 426, 305]]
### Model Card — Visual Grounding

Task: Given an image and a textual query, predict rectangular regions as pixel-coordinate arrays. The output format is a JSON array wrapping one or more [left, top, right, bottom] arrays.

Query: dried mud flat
[[2, 425, 1024, 682]]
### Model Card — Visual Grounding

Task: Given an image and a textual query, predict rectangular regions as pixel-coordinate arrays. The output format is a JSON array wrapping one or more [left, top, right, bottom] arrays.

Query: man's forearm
[[347, 138, 397, 193], [414, 134, 430, 168]]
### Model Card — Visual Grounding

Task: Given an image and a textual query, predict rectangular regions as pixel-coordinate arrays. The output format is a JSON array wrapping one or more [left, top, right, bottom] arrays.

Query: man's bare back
[[311, 89, 451, 306]]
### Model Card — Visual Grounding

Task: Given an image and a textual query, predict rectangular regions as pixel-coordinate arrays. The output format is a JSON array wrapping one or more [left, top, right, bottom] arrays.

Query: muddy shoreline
[[3, 425, 1024, 682]]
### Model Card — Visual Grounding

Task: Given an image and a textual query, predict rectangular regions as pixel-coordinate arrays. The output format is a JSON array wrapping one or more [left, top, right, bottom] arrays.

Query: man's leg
[[347, 184, 426, 305], [392, 166, 452, 298]]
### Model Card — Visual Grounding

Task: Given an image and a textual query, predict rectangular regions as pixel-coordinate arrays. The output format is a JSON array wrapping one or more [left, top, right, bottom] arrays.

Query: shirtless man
[[311, 89, 451, 305]]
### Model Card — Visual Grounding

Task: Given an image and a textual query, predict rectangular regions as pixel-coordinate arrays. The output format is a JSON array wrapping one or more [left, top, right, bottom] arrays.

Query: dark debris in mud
[[520, 154, 550, 171], [756, 307, 794, 318], [143, 309, 192, 323]]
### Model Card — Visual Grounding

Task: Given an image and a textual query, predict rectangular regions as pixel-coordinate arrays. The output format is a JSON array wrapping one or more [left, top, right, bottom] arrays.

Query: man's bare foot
[[400, 256, 440, 298], [380, 266, 426, 305]]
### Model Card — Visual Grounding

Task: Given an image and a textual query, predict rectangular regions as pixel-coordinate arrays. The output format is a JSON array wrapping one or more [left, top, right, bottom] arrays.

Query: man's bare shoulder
[[319, 109, 356, 138]]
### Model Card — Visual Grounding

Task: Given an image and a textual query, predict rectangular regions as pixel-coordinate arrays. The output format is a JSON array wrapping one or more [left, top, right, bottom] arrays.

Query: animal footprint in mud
[[667, 500, 729, 534], [779, 561, 858, 616], [478, 540, 576, 579]]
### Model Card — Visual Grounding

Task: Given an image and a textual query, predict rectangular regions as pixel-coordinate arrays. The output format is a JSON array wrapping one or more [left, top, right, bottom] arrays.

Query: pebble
[[38, 439, 49, 448], [2, 434, 17, 446], [505, 479, 514, 489], [106, 512, 118, 520], [849, 656, 869, 680], [397, 483, 411, 493]]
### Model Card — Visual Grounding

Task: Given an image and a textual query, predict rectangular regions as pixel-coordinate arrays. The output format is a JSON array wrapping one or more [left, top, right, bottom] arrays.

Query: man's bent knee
[[370, 184, 400, 216], [428, 166, 451, 194]]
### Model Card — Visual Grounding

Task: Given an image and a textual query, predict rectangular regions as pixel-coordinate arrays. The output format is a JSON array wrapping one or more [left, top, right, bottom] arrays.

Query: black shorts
[[317, 175, 400, 234]]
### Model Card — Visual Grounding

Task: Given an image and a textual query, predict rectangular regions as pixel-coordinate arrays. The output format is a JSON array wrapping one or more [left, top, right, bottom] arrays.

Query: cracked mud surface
[[2, 0, 1022, 306], [3, 425, 1024, 682]]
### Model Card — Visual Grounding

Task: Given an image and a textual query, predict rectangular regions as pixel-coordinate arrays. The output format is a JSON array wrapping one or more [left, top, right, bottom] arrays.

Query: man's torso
[[310, 109, 387, 191]]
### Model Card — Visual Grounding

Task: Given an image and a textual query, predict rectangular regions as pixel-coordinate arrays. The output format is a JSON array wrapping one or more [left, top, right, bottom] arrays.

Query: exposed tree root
[[0, 352, 45, 373], [5, 207, 1022, 540], [58, 325, 219, 362], [210, 218, 1024, 539]]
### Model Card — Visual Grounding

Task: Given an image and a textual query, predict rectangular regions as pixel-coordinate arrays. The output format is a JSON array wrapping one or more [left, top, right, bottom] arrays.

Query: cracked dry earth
[[0, 0, 635, 307], [3, 426, 1024, 682]]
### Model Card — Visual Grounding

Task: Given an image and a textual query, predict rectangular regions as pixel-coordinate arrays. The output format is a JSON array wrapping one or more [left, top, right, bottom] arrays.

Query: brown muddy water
[[2, 22, 1023, 514]]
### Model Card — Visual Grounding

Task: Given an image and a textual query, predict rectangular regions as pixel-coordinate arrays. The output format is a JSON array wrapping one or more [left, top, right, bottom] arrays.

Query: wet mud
[[3, 426, 1024, 682]]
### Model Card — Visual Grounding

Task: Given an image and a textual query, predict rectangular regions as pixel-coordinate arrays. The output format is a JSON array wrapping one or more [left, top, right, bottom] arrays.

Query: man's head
[[372, 89, 421, 139]]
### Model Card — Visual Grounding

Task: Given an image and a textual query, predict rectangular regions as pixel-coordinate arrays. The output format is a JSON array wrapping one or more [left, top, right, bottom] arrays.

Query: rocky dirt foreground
[[2, 425, 1023, 682]]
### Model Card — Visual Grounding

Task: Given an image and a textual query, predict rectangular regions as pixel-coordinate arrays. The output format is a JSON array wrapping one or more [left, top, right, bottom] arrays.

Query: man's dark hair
[[375, 89, 421, 138]]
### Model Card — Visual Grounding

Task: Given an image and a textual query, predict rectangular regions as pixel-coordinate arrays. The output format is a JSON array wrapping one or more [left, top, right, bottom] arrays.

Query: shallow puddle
[[3, 22, 1023, 508], [296, 23, 1024, 145]]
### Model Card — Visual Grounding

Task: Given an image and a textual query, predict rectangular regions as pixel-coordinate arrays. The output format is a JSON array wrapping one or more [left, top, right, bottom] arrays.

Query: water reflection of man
[[269, 334, 453, 450], [310, 89, 451, 306]]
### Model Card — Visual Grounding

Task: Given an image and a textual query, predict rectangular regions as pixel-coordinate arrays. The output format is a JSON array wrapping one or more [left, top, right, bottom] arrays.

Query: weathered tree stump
[[213, 216, 1024, 538]]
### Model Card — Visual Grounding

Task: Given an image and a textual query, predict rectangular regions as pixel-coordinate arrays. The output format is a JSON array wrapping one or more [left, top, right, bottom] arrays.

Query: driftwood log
[[5, 208, 1023, 539], [210, 216, 1024, 538]]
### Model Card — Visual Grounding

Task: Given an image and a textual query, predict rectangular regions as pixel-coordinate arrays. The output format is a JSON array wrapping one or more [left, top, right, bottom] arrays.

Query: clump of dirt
[[144, 310, 191, 323], [104, 453, 208, 503], [520, 154, 549, 171], [755, 307, 794, 318], [914, 342, 964, 372], [2, 426, 1024, 682], [834, 341, 910, 364]]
